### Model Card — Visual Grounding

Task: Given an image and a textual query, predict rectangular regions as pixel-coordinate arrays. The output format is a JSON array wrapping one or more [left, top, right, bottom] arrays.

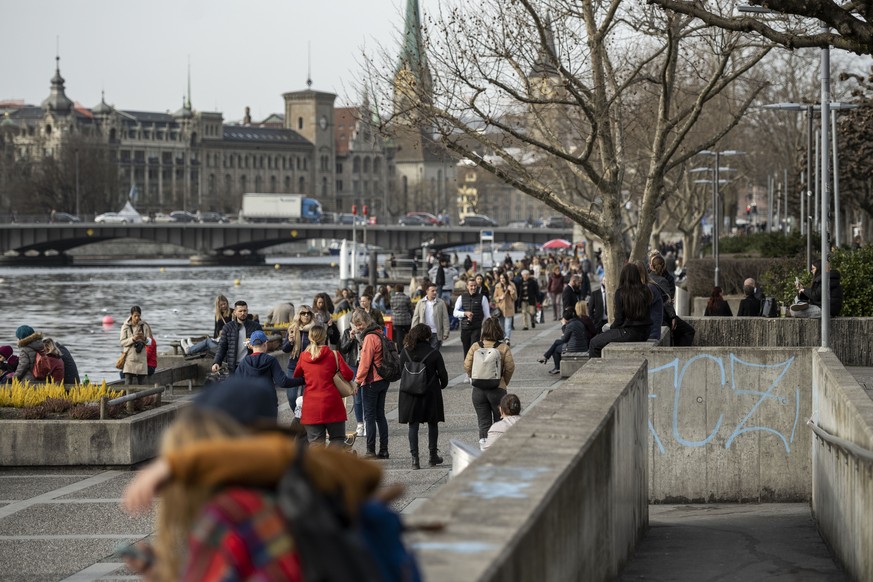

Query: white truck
[[240, 193, 323, 223]]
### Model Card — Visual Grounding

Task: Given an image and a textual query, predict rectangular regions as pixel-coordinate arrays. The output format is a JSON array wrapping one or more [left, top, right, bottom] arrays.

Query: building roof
[[119, 110, 177, 124], [222, 125, 311, 145]]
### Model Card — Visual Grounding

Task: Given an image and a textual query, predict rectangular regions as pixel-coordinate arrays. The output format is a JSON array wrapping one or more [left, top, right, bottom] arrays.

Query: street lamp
[[695, 150, 744, 288]]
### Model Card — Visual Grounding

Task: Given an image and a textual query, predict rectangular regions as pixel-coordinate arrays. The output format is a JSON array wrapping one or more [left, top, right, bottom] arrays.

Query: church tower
[[393, 0, 432, 125]]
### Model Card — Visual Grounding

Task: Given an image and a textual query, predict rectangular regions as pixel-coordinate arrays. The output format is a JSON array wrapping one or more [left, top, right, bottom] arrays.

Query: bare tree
[[366, 0, 770, 307], [647, 0, 873, 55]]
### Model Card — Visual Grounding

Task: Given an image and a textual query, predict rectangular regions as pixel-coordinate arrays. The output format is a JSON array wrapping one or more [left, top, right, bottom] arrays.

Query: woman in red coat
[[293, 323, 354, 447]]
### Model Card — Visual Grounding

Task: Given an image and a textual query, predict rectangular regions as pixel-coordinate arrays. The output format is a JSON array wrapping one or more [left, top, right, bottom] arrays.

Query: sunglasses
[[299, 311, 312, 316]]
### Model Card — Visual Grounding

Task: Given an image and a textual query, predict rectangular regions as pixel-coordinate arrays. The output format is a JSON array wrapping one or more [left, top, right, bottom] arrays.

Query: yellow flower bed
[[0, 379, 122, 409]]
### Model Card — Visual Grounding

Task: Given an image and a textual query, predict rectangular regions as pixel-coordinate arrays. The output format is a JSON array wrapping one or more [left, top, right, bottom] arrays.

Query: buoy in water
[[160, 267, 166, 273], [330, 262, 337, 268], [234, 278, 241, 286], [274, 263, 281, 270], [102, 315, 114, 324]]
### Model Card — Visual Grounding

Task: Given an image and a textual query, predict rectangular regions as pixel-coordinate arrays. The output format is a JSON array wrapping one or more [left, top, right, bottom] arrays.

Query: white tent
[[117, 201, 143, 223]]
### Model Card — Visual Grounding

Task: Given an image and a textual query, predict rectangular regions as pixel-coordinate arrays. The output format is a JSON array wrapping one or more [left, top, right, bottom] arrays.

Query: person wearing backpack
[[453, 277, 491, 382], [13, 325, 44, 382], [353, 309, 392, 459], [398, 324, 448, 470], [464, 317, 515, 450]]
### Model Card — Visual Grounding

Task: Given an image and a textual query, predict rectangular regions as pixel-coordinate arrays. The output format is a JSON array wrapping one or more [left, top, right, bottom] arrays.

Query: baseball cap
[[249, 330, 268, 346], [194, 376, 278, 426]]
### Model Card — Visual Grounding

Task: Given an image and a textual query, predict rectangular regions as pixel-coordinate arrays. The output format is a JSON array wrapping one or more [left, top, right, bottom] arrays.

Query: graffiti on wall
[[648, 354, 800, 454]]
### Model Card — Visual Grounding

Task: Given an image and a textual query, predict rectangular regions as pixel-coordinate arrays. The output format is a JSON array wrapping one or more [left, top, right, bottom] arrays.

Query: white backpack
[[470, 341, 503, 389]]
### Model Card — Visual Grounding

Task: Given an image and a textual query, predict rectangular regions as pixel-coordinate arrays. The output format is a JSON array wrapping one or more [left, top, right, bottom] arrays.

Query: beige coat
[[492, 282, 517, 316], [464, 339, 515, 389], [119, 318, 153, 376], [411, 297, 451, 341]]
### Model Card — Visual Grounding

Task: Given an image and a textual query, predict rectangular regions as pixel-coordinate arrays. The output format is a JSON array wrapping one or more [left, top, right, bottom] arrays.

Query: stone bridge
[[0, 222, 572, 265]]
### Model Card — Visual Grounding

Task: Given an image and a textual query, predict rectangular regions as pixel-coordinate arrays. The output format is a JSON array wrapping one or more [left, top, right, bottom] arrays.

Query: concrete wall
[[410, 359, 649, 582], [1, 401, 188, 466], [811, 350, 873, 582], [687, 317, 873, 366], [691, 296, 743, 317], [603, 345, 811, 502]]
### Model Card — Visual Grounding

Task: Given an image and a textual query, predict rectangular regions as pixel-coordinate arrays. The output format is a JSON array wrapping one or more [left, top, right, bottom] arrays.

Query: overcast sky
[[2, 0, 439, 122]]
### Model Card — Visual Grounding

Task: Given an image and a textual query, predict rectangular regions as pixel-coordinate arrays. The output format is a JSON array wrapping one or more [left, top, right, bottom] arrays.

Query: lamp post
[[75, 149, 80, 218], [695, 150, 744, 287]]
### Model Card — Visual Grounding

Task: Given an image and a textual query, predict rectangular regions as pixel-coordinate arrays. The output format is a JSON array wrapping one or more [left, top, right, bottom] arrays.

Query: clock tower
[[283, 87, 336, 203]]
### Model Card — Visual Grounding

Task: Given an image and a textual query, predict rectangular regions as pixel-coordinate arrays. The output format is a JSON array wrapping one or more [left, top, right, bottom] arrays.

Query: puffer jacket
[[120, 318, 153, 376], [214, 318, 262, 372], [15, 332, 45, 381]]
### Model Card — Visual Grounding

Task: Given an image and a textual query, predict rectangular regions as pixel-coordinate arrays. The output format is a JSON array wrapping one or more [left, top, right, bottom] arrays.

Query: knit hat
[[193, 376, 278, 426], [15, 326, 34, 340], [0, 345, 12, 359]]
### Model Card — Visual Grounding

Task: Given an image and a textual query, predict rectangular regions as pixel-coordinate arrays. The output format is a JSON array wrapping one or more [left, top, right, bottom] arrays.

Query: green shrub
[[716, 231, 819, 258], [759, 258, 809, 308], [831, 245, 873, 316]]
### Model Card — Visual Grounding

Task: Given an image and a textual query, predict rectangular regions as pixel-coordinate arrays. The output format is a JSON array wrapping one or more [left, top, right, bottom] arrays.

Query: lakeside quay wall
[[686, 316, 873, 366], [411, 359, 649, 581], [604, 345, 811, 503]]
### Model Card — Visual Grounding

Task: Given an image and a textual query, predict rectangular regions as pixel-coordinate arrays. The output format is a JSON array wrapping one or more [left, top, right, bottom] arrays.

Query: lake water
[[0, 258, 345, 383]]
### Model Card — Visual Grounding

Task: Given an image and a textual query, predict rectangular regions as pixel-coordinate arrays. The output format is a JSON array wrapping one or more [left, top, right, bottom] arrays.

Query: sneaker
[[790, 302, 809, 312], [464, 374, 471, 383], [180, 338, 190, 354], [549, 368, 561, 375], [479, 438, 487, 451], [355, 422, 365, 437]]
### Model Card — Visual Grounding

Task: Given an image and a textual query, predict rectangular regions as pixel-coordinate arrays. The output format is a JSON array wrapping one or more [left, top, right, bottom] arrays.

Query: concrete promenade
[[0, 320, 851, 581]]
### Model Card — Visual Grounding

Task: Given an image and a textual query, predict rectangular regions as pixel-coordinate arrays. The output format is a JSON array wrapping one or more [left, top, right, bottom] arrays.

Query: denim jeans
[[349, 365, 362, 423], [502, 316, 513, 341], [544, 338, 565, 369], [362, 380, 389, 452], [188, 337, 218, 355], [304, 421, 347, 447], [472, 386, 506, 439]]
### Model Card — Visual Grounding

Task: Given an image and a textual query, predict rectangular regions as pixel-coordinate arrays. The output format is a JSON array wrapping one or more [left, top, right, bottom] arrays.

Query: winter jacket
[[390, 292, 413, 327], [483, 415, 521, 450], [355, 325, 386, 386], [338, 327, 360, 368], [547, 273, 565, 294], [560, 317, 593, 353], [561, 283, 581, 315], [463, 339, 515, 389], [120, 319, 153, 376], [518, 277, 540, 306], [704, 299, 733, 317], [214, 318, 263, 372], [398, 341, 448, 424], [492, 282, 517, 317], [15, 332, 45, 381], [235, 352, 295, 388], [411, 298, 450, 341], [800, 270, 843, 316], [293, 346, 354, 425], [613, 288, 651, 330], [57, 343, 80, 385]]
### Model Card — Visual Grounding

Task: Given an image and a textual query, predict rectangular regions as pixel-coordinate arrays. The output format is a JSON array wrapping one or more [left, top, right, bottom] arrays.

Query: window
[[284, 176, 291, 192], [363, 157, 371, 173], [353, 157, 361, 173], [337, 180, 343, 192], [298, 117, 303, 130], [373, 157, 381, 173], [240, 175, 247, 191], [336, 162, 343, 174], [402, 176, 408, 197], [270, 176, 277, 191], [255, 176, 263, 191], [298, 176, 305, 192], [225, 174, 232, 195], [321, 176, 327, 197]]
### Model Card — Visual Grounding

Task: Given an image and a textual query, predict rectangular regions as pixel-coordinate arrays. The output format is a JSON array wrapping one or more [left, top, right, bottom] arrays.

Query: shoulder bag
[[332, 350, 354, 397]]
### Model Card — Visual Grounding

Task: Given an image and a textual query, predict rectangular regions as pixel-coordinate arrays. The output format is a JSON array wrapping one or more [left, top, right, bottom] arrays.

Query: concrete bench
[[560, 352, 589, 377]]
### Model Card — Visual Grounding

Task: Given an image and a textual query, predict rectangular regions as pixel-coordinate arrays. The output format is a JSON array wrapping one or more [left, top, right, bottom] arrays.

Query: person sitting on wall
[[737, 281, 762, 317], [789, 261, 843, 318]]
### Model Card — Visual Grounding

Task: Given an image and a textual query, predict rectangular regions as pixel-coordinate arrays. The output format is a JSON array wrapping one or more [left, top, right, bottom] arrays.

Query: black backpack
[[399, 349, 435, 395], [760, 297, 779, 318]]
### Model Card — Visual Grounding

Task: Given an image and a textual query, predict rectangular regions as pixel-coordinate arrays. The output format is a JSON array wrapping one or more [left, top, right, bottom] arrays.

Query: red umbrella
[[542, 238, 572, 250]]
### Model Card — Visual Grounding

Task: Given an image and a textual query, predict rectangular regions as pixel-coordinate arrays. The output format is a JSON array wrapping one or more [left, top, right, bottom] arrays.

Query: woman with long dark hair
[[704, 286, 733, 316], [587, 264, 652, 358], [398, 324, 448, 469]]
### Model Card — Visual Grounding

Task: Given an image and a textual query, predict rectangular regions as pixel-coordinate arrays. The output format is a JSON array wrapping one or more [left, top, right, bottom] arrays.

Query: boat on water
[[327, 239, 382, 256]]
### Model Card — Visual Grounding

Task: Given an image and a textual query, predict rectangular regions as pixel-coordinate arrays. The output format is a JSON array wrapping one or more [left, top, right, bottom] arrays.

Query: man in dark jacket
[[561, 274, 585, 316], [235, 331, 296, 388], [737, 283, 762, 317], [212, 301, 263, 373], [452, 278, 491, 380], [540, 307, 594, 374], [588, 275, 608, 333], [517, 270, 540, 330]]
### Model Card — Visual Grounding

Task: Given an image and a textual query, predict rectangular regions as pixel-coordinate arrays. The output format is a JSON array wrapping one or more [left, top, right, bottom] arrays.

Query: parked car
[[405, 211, 441, 225], [398, 214, 430, 226], [459, 214, 498, 227], [335, 213, 367, 225], [506, 220, 533, 229], [169, 211, 198, 223], [543, 215, 574, 229], [94, 212, 131, 224], [52, 212, 81, 223], [147, 213, 174, 223], [196, 211, 229, 223]]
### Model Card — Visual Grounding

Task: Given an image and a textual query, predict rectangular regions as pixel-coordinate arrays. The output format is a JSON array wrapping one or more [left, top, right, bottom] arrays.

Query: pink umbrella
[[542, 238, 572, 250]]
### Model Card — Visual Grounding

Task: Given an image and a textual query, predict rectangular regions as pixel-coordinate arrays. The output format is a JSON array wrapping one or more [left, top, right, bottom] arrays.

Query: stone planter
[[1, 400, 189, 466]]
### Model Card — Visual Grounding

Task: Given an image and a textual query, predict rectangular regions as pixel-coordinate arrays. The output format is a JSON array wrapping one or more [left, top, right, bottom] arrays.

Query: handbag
[[115, 350, 128, 370], [332, 351, 354, 397]]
